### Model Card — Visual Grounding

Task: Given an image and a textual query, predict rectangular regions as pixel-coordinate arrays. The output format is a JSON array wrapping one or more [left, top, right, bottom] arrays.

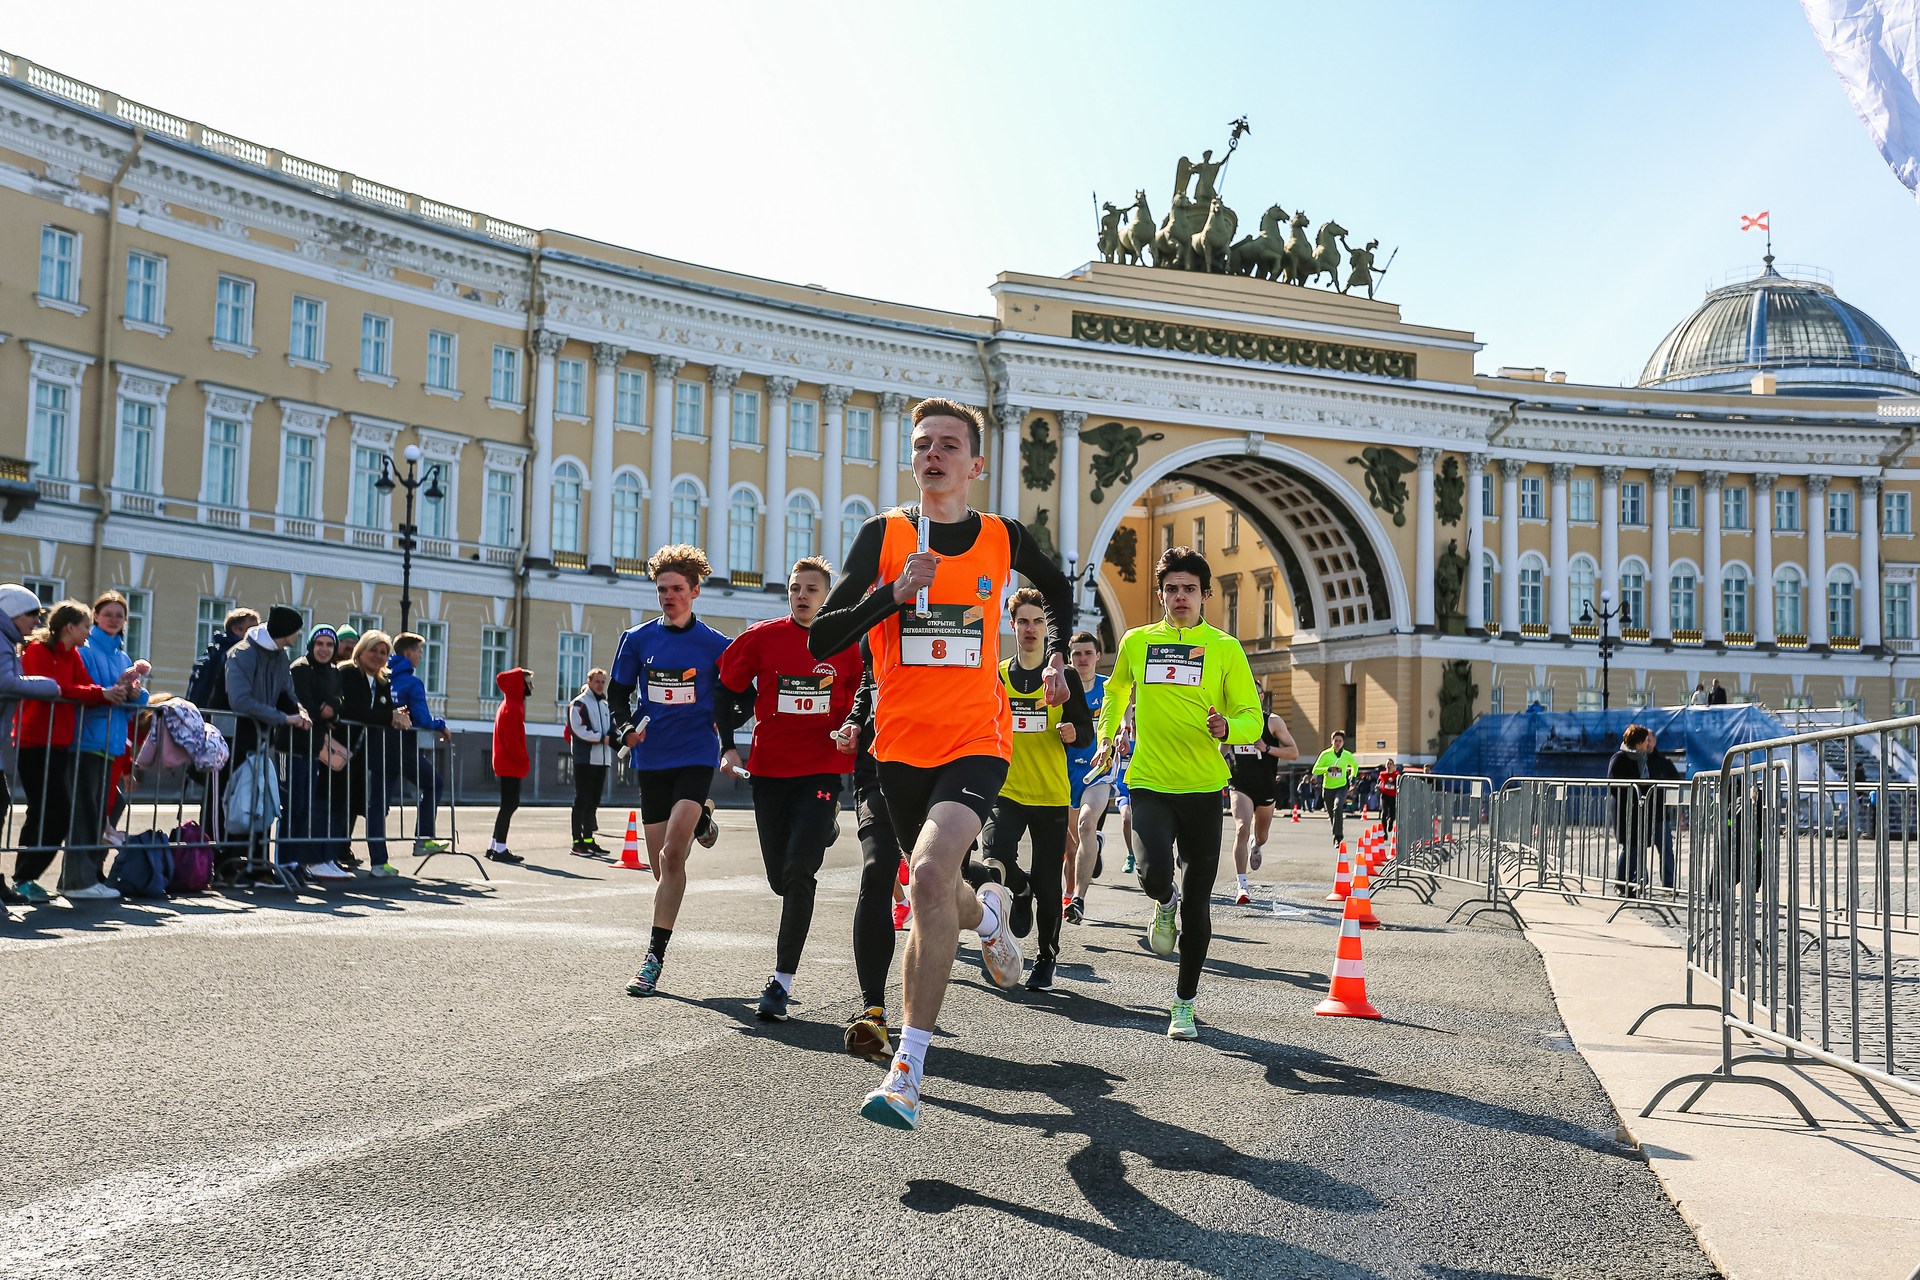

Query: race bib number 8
[[1144, 643, 1205, 687], [776, 674, 832, 715], [646, 667, 699, 705], [901, 604, 984, 668]]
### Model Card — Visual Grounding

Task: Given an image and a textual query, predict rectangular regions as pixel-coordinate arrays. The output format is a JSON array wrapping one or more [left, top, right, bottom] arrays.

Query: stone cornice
[[1504, 408, 1898, 469]]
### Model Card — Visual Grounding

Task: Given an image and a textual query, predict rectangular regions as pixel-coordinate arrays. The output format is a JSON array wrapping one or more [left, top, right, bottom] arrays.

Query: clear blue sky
[[9, 1, 1915, 386]]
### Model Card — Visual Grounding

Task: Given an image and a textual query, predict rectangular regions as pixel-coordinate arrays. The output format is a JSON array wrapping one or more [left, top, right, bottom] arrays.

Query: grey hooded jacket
[[0, 612, 59, 775]]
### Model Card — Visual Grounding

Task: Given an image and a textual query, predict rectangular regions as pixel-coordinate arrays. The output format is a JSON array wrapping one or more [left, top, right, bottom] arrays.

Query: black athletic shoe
[[0, 882, 30, 907], [755, 977, 791, 1022], [485, 848, 524, 864], [1065, 896, 1085, 926], [1025, 958, 1056, 992], [695, 801, 720, 849], [1011, 887, 1035, 939], [1092, 832, 1105, 880]]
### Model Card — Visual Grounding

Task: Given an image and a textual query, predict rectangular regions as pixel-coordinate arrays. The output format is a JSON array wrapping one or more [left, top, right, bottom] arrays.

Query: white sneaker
[[64, 882, 121, 901], [305, 861, 353, 881], [976, 882, 1024, 987], [1249, 844, 1264, 871]]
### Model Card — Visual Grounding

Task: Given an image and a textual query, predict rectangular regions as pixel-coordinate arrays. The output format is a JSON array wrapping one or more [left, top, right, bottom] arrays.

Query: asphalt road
[[2, 807, 1719, 1279]]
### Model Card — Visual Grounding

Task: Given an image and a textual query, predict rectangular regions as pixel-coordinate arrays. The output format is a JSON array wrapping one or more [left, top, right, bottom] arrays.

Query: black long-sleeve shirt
[[809, 510, 1075, 662]]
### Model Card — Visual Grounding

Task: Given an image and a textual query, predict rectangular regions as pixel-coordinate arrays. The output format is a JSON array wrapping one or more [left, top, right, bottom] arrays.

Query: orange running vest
[[870, 509, 1013, 767]]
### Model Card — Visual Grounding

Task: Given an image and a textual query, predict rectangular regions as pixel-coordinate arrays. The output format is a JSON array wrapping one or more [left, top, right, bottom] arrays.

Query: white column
[[1415, 447, 1438, 629], [1466, 453, 1487, 633], [762, 376, 796, 579], [1755, 473, 1777, 645], [587, 343, 624, 572], [527, 329, 563, 564], [997, 404, 1026, 518], [1599, 465, 1622, 605], [821, 385, 850, 567], [1059, 409, 1086, 582], [706, 365, 738, 572], [1808, 474, 1830, 646], [877, 392, 905, 510], [1500, 458, 1523, 637], [1549, 462, 1572, 638], [1862, 476, 1883, 648], [1650, 466, 1672, 641], [646, 354, 683, 552], [1703, 471, 1725, 642]]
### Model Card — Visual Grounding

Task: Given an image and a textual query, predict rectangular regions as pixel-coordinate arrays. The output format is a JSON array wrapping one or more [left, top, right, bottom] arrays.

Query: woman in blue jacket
[[75, 590, 149, 892]]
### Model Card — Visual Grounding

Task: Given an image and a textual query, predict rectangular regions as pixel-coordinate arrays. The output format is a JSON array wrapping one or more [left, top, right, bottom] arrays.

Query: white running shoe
[[63, 882, 121, 901], [1249, 844, 1264, 871], [976, 882, 1024, 987], [305, 861, 354, 881]]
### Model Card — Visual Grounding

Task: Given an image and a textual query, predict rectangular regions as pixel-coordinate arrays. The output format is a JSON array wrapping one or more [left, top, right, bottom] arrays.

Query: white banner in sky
[[1804, 0, 1920, 197]]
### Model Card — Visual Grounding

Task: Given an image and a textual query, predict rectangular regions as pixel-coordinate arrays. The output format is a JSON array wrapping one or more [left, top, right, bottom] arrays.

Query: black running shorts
[[634, 764, 714, 826], [876, 755, 1009, 853]]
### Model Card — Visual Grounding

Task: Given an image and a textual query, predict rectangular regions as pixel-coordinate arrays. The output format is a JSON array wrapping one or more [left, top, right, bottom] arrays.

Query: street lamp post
[[1581, 589, 1628, 711], [375, 444, 444, 636]]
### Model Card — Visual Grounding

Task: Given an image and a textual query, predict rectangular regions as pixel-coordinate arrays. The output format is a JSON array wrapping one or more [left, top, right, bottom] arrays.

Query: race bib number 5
[[1012, 707, 1049, 733], [901, 604, 984, 668], [1144, 643, 1204, 687], [646, 667, 699, 705], [776, 674, 832, 715]]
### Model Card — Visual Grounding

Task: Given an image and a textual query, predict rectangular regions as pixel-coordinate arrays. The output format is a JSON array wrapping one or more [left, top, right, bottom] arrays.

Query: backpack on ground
[[108, 831, 175, 898], [168, 820, 215, 894]]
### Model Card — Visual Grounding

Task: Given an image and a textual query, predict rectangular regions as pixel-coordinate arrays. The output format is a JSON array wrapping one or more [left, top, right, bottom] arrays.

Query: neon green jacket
[[1099, 618, 1262, 794], [1313, 748, 1358, 791]]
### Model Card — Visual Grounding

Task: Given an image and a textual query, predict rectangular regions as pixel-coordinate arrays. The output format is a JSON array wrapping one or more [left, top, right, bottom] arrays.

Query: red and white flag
[[1740, 211, 1770, 232]]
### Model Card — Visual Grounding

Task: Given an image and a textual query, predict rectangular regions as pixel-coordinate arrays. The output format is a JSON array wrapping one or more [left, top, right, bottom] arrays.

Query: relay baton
[[915, 512, 931, 617]]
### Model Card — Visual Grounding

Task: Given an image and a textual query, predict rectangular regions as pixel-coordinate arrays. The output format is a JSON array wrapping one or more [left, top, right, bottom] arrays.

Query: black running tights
[[1130, 788, 1224, 1001], [752, 774, 842, 975], [852, 776, 905, 1010], [982, 798, 1068, 961]]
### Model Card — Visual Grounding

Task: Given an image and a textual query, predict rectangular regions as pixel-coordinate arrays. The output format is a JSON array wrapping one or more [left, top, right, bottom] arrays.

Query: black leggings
[[493, 776, 522, 844], [1327, 792, 1347, 844], [572, 763, 606, 842], [751, 774, 842, 975], [1131, 788, 1224, 1001], [982, 798, 1069, 961], [15, 746, 77, 884], [852, 768, 906, 1010]]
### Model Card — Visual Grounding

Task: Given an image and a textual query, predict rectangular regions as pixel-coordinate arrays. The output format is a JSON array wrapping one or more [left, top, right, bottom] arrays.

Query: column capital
[[1807, 473, 1831, 495], [1702, 469, 1727, 492], [821, 384, 852, 411], [1651, 465, 1675, 489], [1466, 452, 1487, 476], [591, 342, 626, 370], [878, 391, 908, 414], [1861, 474, 1884, 498], [765, 375, 798, 401], [1600, 465, 1624, 486], [1059, 408, 1088, 431], [1498, 457, 1526, 479], [1754, 471, 1779, 493], [650, 353, 686, 380], [708, 364, 741, 394], [1549, 461, 1574, 482], [532, 329, 565, 359], [1416, 446, 1440, 467]]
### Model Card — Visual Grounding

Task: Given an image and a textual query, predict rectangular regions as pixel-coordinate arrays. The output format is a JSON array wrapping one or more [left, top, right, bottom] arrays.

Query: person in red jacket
[[487, 667, 533, 864]]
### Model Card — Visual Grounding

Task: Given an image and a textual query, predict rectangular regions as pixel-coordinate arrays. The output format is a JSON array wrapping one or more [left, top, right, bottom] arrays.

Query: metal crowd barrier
[[1637, 716, 1918, 1130], [1378, 773, 1510, 923]]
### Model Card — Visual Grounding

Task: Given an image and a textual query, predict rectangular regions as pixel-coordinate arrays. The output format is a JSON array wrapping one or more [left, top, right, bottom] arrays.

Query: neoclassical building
[[3, 51, 1917, 757]]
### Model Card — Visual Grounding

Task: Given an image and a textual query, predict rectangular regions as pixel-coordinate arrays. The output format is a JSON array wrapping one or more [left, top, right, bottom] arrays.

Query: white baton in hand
[[915, 511, 931, 618]]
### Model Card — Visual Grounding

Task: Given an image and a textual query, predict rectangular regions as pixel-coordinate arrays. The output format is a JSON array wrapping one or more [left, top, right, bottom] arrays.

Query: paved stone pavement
[[2, 810, 1719, 1279]]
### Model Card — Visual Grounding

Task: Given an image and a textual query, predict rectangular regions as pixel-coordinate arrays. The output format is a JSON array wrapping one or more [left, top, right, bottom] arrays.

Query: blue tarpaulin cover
[[1433, 706, 1833, 788]]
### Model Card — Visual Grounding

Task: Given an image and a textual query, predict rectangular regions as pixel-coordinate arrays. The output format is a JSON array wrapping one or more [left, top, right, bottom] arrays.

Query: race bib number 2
[[646, 668, 699, 705], [1144, 643, 1204, 687], [901, 604, 984, 668]]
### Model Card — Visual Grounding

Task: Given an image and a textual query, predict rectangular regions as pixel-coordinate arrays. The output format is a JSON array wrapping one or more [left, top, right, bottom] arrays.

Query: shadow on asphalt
[[0, 875, 497, 940]]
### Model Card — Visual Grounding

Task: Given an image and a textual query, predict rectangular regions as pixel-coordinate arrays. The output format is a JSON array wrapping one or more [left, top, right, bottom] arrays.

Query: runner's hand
[[1057, 722, 1077, 746], [1042, 653, 1069, 706], [832, 723, 859, 755], [624, 723, 646, 748], [1085, 742, 1113, 780], [890, 551, 939, 605], [721, 748, 743, 775], [1206, 705, 1228, 740]]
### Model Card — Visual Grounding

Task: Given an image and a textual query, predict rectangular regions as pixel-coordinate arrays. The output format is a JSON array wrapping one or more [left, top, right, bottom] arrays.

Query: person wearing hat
[[224, 606, 313, 877], [0, 585, 59, 906], [333, 625, 361, 668]]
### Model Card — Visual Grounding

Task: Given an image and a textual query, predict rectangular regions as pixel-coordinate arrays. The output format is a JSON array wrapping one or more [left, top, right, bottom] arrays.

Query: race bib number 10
[[776, 674, 832, 716], [646, 667, 699, 705], [900, 604, 984, 668], [1144, 643, 1205, 687]]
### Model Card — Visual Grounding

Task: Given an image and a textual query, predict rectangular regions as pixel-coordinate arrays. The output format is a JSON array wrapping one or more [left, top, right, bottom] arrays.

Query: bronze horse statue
[[1188, 197, 1240, 273], [1282, 215, 1346, 288], [1117, 190, 1156, 266], [1227, 204, 1287, 280]]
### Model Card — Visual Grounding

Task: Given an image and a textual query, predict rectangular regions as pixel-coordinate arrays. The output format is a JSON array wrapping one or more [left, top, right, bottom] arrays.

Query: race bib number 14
[[1144, 643, 1204, 687]]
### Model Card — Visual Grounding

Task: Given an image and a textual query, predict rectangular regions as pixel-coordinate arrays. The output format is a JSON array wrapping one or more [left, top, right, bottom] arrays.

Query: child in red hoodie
[[488, 667, 533, 864]]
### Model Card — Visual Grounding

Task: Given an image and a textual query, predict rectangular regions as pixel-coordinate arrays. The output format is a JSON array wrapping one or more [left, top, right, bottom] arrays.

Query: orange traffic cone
[[619, 811, 645, 870], [1349, 861, 1382, 929], [1291, 800, 1301, 824], [1315, 887, 1382, 1019], [1325, 842, 1352, 901]]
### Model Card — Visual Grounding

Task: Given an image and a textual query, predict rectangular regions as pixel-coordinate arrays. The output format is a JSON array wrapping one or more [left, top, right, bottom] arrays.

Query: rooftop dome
[[1637, 260, 1920, 398]]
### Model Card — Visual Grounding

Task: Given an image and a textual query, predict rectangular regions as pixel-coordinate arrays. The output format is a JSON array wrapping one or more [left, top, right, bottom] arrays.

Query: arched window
[[551, 461, 583, 555], [1723, 565, 1751, 634], [785, 493, 817, 566], [1619, 559, 1647, 631], [1481, 552, 1496, 629], [728, 487, 760, 578], [671, 479, 701, 547], [1567, 556, 1596, 625], [841, 497, 874, 561], [1670, 564, 1698, 632], [1774, 566, 1804, 636], [611, 472, 643, 562], [1828, 566, 1857, 639], [1518, 553, 1546, 627]]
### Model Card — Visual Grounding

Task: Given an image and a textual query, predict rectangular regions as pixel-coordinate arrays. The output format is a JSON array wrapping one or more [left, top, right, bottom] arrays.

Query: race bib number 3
[[646, 667, 699, 705], [900, 604, 984, 668], [776, 674, 831, 716], [1144, 643, 1205, 687], [1012, 709, 1048, 733]]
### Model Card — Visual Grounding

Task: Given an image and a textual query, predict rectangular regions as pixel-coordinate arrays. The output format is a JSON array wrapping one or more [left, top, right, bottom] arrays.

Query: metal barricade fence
[[1382, 773, 1512, 924], [1638, 715, 1918, 1129], [1491, 777, 1693, 924]]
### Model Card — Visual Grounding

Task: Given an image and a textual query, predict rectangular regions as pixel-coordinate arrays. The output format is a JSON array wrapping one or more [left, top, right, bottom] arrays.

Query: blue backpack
[[109, 831, 175, 898]]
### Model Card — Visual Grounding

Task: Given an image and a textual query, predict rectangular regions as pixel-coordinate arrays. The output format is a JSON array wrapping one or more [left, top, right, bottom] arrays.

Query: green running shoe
[[1148, 899, 1178, 956], [626, 953, 664, 997], [1167, 998, 1199, 1041]]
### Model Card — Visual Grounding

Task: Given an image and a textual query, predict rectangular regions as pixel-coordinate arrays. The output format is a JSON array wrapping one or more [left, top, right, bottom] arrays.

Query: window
[[1482, 553, 1496, 627], [1887, 582, 1914, 640], [30, 381, 73, 480], [289, 296, 324, 364], [556, 358, 586, 416], [732, 389, 761, 445], [845, 407, 874, 460], [280, 433, 317, 519], [1481, 475, 1495, 517], [1724, 566, 1751, 634], [1828, 490, 1854, 534], [1225, 588, 1240, 636], [673, 381, 706, 437], [785, 493, 817, 565], [347, 612, 382, 639], [1671, 484, 1696, 529], [347, 445, 385, 528], [196, 596, 233, 655], [1576, 689, 1603, 712], [1621, 482, 1646, 526], [1489, 687, 1504, 715], [214, 276, 254, 348], [23, 577, 62, 608], [898, 407, 914, 463], [556, 632, 591, 704], [1519, 475, 1544, 520], [790, 400, 819, 452], [1829, 569, 1857, 638], [418, 621, 447, 697], [116, 399, 156, 493], [39, 226, 78, 302], [204, 417, 242, 508], [842, 497, 873, 554], [481, 627, 513, 696], [1567, 557, 1596, 623], [360, 313, 392, 377], [1774, 567, 1805, 635], [418, 464, 450, 539], [1774, 488, 1801, 532], [1526, 686, 1554, 712], [1886, 491, 1912, 535], [671, 479, 702, 546], [1568, 478, 1594, 523], [612, 473, 643, 561], [1193, 517, 1206, 557], [552, 461, 584, 554], [1723, 485, 1749, 530], [728, 489, 761, 577], [119, 589, 151, 663], [483, 468, 519, 547], [1161, 523, 1174, 557], [1260, 582, 1275, 638], [615, 369, 645, 427], [1619, 560, 1646, 628], [491, 345, 521, 403], [1671, 565, 1698, 631], [1519, 554, 1546, 626], [426, 330, 457, 390], [125, 251, 164, 326], [1225, 509, 1240, 549]]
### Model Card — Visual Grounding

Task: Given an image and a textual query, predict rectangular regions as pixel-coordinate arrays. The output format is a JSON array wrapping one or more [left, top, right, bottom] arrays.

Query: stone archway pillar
[[1415, 447, 1437, 629]]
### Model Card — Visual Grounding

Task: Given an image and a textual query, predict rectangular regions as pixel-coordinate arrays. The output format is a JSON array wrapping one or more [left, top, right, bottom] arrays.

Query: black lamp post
[[1581, 589, 1629, 710], [375, 444, 444, 635]]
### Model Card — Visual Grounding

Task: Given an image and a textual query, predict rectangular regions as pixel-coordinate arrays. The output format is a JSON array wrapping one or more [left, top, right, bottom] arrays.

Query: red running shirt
[[718, 616, 860, 777]]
